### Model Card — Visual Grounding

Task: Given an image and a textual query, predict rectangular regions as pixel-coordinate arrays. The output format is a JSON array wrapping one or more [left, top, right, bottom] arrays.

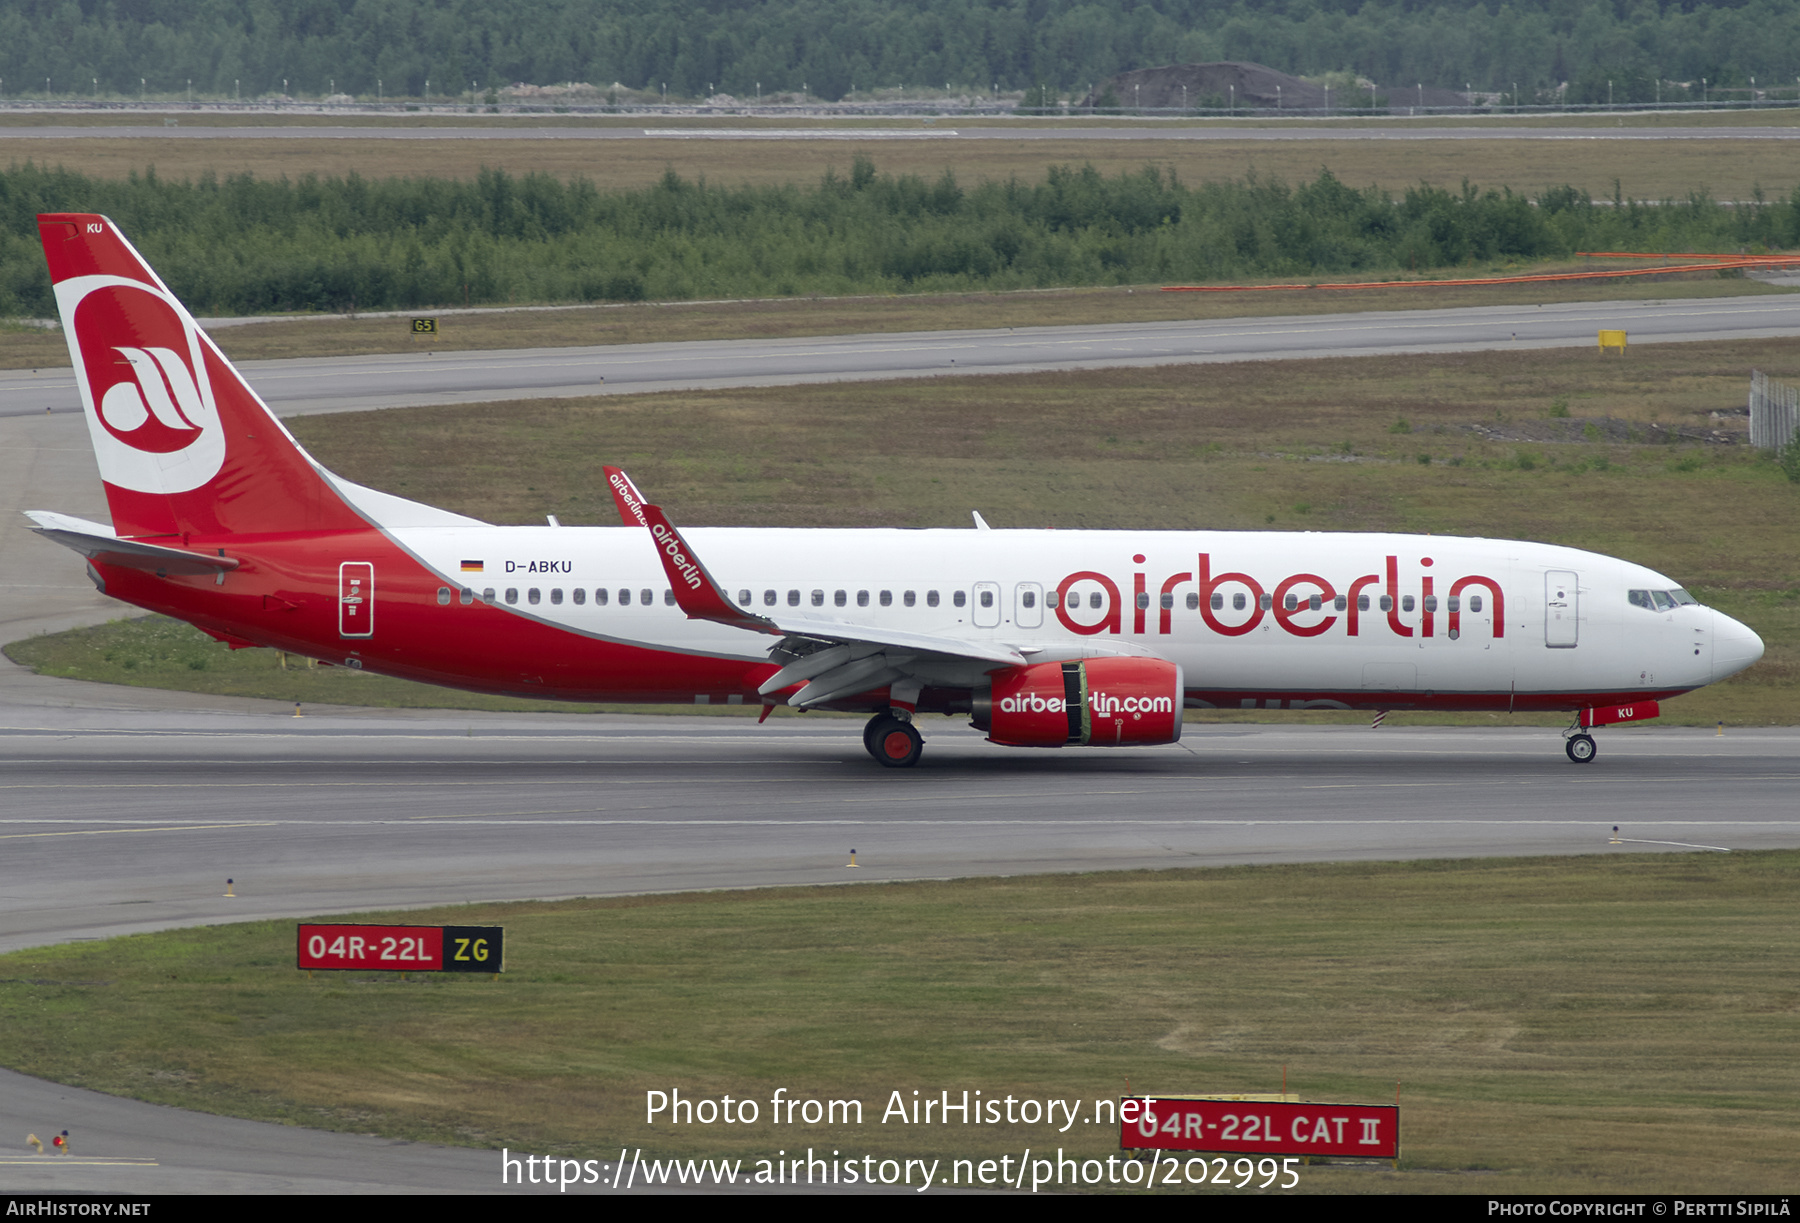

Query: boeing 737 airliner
[[25, 214, 1766, 766]]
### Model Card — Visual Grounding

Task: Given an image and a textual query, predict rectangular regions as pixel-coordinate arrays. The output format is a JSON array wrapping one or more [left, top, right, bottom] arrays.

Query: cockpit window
[[1632, 588, 1698, 611]]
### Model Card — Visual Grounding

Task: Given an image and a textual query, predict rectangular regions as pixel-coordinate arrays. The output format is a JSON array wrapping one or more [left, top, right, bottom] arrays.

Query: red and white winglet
[[604, 467, 778, 634]]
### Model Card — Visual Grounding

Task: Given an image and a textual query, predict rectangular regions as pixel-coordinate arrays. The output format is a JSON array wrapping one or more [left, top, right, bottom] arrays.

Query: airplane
[[24, 213, 1767, 767]]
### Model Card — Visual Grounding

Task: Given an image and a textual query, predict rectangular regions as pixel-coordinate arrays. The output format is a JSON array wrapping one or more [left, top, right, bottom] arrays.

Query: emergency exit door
[[339, 562, 375, 638]]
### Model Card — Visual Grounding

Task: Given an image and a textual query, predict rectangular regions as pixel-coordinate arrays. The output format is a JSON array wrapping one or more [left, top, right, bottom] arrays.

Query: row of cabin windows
[[1201, 592, 1482, 614], [433, 585, 1484, 616], [739, 589, 960, 609], [434, 586, 679, 607]]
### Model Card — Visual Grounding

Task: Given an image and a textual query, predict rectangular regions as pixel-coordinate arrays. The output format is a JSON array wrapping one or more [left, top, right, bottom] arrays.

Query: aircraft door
[[1015, 582, 1044, 629], [972, 582, 1002, 628], [339, 562, 375, 638], [1545, 570, 1578, 648]]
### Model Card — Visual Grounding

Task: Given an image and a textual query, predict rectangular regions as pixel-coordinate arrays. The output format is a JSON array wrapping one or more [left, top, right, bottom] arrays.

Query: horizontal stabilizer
[[25, 510, 239, 576]]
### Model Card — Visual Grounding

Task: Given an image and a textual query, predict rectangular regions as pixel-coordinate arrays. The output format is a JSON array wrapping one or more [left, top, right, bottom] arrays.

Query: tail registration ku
[[27, 214, 1765, 766]]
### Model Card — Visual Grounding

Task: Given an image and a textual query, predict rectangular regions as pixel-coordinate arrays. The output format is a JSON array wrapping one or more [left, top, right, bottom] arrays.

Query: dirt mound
[[1074, 62, 1468, 111]]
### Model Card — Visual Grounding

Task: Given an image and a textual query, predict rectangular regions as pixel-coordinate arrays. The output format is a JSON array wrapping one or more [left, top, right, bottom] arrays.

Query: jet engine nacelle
[[972, 657, 1184, 747]]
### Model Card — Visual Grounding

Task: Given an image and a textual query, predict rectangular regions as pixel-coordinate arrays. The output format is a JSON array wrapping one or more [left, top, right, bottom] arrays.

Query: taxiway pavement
[[5, 294, 1798, 418]]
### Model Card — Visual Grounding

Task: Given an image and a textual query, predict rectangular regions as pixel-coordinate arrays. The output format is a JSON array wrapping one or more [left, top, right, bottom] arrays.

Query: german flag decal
[[460, 560, 483, 572]]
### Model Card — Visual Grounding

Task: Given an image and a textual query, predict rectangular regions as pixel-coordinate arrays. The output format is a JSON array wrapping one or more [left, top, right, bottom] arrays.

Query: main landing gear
[[863, 713, 923, 768]]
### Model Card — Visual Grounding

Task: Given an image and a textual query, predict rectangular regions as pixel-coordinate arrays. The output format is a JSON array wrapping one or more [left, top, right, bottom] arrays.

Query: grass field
[[3, 853, 1797, 1193], [8, 119, 1800, 199], [10, 336, 1797, 725]]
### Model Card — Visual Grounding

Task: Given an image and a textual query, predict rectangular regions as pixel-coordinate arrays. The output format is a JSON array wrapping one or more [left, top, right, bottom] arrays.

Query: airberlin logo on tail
[[98, 346, 206, 452], [60, 276, 226, 494]]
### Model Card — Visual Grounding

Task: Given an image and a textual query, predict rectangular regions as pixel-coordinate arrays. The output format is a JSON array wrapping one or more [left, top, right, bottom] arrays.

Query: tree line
[[2, 160, 1796, 317], [0, 0, 1795, 104]]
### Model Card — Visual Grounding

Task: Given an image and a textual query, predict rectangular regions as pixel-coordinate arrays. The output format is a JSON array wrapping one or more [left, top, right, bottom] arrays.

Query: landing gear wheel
[[864, 714, 923, 768], [1565, 733, 1597, 764]]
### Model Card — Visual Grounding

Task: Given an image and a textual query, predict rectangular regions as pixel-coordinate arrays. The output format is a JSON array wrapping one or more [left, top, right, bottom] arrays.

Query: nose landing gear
[[1564, 732, 1597, 763]]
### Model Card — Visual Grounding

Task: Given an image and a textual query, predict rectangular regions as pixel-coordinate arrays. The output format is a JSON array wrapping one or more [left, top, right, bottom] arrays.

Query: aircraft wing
[[604, 468, 1027, 707], [24, 510, 240, 576]]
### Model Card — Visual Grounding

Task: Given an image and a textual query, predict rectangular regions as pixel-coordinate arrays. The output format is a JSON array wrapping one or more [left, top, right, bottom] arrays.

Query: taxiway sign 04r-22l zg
[[26, 214, 1766, 767]]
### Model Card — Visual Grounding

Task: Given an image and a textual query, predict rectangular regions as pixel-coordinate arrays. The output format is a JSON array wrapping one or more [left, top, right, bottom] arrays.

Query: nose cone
[[1712, 610, 1765, 682]]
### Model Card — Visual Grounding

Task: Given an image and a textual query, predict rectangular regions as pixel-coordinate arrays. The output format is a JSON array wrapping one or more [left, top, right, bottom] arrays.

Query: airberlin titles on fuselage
[[1056, 553, 1502, 641], [466, 551, 1498, 643]]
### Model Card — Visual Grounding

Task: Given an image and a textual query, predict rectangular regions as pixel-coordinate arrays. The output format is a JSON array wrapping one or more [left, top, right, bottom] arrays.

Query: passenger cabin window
[[1232, 593, 1246, 611], [858, 591, 870, 607], [1090, 592, 1104, 610], [926, 591, 939, 608], [1446, 596, 1459, 613], [1422, 595, 1437, 613], [834, 590, 847, 607], [619, 589, 631, 606], [879, 591, 892, 607], [1186, 593, 1199, 610], [482, 588, 495, 604], [1258, 594, 1273, 611], [1379, 595, 1393, 612], [460, 587, 474, 606], [811, 590, 825, 607], [664, 590, 675, 606], [903, 591, 916, 607], [953, 590, 967, 608], [573, 588, 586, 605], [979, 590, 994, 608], [788, 590, 801, 607], [640, 588, 653, 606], [1046, 590, 1060, 609], [764, 589, 777, 606], [595, 588, 609, 606], [1159, 593, 1173, 610], [436, 587, 451, 606], [550, 588, 563, 605], [528, 588, 541, 605], [1022, 590, 1038, 609], [1358, 595, 1371, 612], [739, 590, 751, 606], [1469, 595, 1483, 613], [1334, 595, 1347, 611], [505, 588, 519, 605], [1402, 595, 1415, 612]]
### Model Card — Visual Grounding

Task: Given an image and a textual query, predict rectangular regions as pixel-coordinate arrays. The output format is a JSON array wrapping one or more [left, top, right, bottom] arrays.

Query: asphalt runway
[[7, 703, 1799, 959], [6, 294, 1799, 416], [4, 295, 1799, 1192]]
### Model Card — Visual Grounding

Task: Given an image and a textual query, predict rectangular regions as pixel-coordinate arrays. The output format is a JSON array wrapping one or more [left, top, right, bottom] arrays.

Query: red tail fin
[[38, 213, 364, 540]]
